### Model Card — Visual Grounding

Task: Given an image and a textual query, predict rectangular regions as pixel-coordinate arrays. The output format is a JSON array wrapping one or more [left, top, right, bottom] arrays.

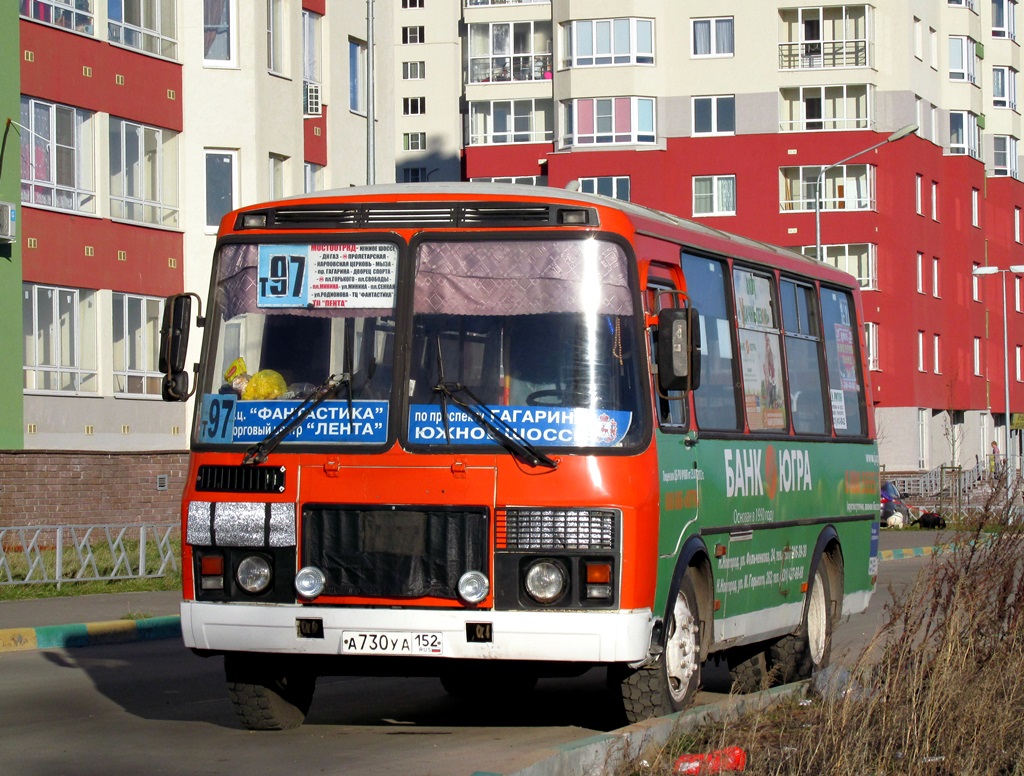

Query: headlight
[[524, 560, 567, 604], [294, 566, 326, 599], [236, 555, 272, 594], [457, 570, 489, 604]]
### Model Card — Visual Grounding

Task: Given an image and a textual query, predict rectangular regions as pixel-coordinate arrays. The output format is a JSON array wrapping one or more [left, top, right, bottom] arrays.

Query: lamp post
[[814, 123, 918, 260], [972, 264, 1024, 506]]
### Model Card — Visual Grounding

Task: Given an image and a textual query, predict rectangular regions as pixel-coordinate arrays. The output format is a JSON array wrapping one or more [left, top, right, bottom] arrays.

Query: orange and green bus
[[160, 183, 879, 729]]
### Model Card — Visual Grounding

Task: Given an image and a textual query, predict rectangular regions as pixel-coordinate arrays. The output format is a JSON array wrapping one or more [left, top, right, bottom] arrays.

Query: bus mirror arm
[[656, 307, 701, 393]]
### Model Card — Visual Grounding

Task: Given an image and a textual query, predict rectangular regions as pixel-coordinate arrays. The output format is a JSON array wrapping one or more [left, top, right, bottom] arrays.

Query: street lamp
[[972, 264, 1024, 505], [814, 123, 918, 261]]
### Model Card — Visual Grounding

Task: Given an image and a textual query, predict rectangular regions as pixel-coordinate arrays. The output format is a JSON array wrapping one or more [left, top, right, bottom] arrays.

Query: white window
[[579, 176, 630, 201], [267, 0, 285, 74], [109, 118, 179, 228], [403, 132, 427, 151], [21, 0, 96, 34], [864, 322, 879, 370], [1017, 276, 1023, 312], [403, 97, 426, 115], [402, 0, 423, 7], [950, 111, 980, 158], [303, 10, 321, 85], [350, 38, 367, 114], [693, 175, 736, 216], [564, 18, 654, 68], [23, 284, 97, 394], [974, 336, 983, 375], [692, 17, 734, 57], [1017, 207, 1022, 242], [994, 136, 1019, 178], [403, 26, 424, 44], [993, 0, 1017, 39], [470, 99, 553, 145], [112, 293, 164, 397], [269, 154, 287, 199], [932, 181, 939, 220], [914, 17, 923, 59], [780, 164, 874, 211], [933, 257, 940, 297], [203, 0, 234, 65], [303, 162, 323, 193], [934, 334, 941, 374], [108, 0, 177, 59], [471, 176, 547, 186], [993, 66, 1018, 110], [780, 84, 872, 132], [807, 243, 877, 289], [469, 21, 553, 83], [403, 61, 425, 79], [916, 174, 923, 214], [972, 188, 980, 227], [401, 167, 428, 182], [205, 149, 236, 230], [918, 331, 925, 372], [564, 97, 656, 145], [692, 96, 735, 135], [917, 252, 924, 293], [20, 97, 96, 214], [973, 263, 982, 299], [949, 36, 978, 84], [1018, 345, 1023, 381]]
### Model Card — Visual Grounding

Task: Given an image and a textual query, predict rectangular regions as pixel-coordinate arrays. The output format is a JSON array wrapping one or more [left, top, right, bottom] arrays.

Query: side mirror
[[159, 294, 193, 402], [657, 307, 701, 392]]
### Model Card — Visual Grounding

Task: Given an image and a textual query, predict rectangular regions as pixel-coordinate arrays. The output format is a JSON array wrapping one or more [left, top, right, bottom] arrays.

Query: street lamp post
[[814, 123, 918, 260], [972, 264, 1024, 506]]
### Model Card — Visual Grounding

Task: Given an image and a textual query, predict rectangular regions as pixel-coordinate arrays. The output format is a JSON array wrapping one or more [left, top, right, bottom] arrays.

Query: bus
[[160, 183, 879, 730]]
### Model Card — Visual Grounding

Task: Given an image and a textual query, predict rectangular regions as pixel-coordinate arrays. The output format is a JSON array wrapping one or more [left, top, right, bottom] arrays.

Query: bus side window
[[681, 253, 741, 431], [820, 287, 866, 436], [780, 279, 828, 434], [645, 281, 686, 428]]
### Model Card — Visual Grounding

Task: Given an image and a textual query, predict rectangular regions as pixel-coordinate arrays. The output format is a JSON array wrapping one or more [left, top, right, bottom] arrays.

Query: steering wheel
[[525, 389, 564, 406]]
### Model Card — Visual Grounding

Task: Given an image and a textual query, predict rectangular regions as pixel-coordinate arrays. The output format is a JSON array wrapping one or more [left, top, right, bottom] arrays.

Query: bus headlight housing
[[524, 559, 567, 604], [236, 555, 273, 594], [294, 566, 326, 599], [457, 570, 489, 604]]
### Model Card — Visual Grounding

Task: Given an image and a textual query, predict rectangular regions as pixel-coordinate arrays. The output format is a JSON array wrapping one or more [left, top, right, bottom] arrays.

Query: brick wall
[[0, 451, 188, 527]]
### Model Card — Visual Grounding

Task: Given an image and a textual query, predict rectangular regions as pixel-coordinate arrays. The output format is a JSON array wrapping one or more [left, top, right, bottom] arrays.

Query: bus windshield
[[406, 237, 645, 451], [197, 241, 397, 447]]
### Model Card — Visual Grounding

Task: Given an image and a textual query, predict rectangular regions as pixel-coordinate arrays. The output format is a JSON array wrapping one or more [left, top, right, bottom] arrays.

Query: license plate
[[341, 631, 443, 655]]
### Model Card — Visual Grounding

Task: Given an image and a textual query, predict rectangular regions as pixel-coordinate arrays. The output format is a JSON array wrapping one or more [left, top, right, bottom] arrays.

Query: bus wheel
[[224, 652, 316, 731], [769, 563, 833, 684], [615, 575, 700, 722], [727, 645, 769, 693]]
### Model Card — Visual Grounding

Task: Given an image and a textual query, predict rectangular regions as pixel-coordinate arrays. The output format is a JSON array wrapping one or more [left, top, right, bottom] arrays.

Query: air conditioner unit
[[304, 82, 322, 117], [0, 202, 15, 243]]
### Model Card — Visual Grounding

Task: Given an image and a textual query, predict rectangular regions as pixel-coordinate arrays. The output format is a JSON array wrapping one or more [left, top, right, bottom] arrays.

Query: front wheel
[[768, 562, 834, 684], [224, 653, 317, 731], [614, 575, 701, 722]]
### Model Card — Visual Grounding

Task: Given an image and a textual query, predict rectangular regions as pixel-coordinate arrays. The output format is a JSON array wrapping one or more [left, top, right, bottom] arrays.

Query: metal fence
[[0, 524, 179, 588]]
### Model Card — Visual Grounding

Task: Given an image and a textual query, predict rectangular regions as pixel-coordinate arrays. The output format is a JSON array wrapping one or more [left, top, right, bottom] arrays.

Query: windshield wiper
[[432, 381, 558, 470], [242, 373, 350, 465]]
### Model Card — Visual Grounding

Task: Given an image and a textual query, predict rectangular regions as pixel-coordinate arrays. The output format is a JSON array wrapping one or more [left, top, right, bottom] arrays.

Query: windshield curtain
[[408, 238, 644, 450]]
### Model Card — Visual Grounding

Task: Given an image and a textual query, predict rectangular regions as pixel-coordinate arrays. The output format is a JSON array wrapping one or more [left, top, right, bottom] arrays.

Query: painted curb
[[0, 615, 181, 653]]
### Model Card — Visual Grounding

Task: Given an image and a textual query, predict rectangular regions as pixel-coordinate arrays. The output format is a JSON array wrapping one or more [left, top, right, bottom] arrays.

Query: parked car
[[881, 481, 911, 527]]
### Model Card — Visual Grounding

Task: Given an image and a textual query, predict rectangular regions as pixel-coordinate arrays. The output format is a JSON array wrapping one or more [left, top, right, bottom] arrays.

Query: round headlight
[[457, 570, 489, 604], [294, 566, 327, 599], [524, 560, 566, 604], [236, 555, 272, 594]]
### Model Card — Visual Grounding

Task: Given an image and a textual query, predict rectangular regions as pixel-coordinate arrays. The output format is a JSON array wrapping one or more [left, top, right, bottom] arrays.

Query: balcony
[[469, 54, 553, 83], [778, 40, 870, 70]]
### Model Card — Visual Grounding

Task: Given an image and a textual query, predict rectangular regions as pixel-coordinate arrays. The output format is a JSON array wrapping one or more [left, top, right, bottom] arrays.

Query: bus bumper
[[180, 600, 654, 663]]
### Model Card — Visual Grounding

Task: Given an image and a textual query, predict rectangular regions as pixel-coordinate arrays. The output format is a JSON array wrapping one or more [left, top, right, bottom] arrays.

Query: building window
[[934, 334, 941, 374], [917, 252, 925, 293], [203, 0, 234, 65], [993, 66, 1018, 110], [780, 164, 873, 211], [1017, 276, 1023, 312], [779, 84, 872, 132], [403, 132, 427, 151], [109, 118, 179, 228], [950, 112, 980, 158], [865, 321, 879, 370], [469, 99, 553, 145], [303, 162, 323, 193], [403, 61, 425, 79], [22, 284, 98, 394], [993, 0, 1017, 39], [403, 97, 426, 115], [974, 336, 982, 375], [205, 149, 236, 230], [471, 176, 548, 185], [402, 0, 424, 7], [1018, 345, 1023, 381], [973, 263, 982, 299], [21, 0, 95, 34], [563, 97, 656, 145], [267, 0, 284, 74], [19, 97, 96, 214], [972, 189, 980, 227], [805, 243, 877, 289], [692, 95, 735, 135], [469, 21, 553, 83], [563, 18, 654, 68], [777, 6, 870, 70], [693, 175, 736, 216], [112, 293, 163, 396], [350, 38, 367, 114], [931, 181, 939, 220], [403, 26, 424, 44], [303, 10, 321, 85], [914, 17, 923, 59], [579, 176, 631, 201], [401, 167, 428, 182], [108, 0, 177, 59], [994, 135, 1020, 178], [918, 331, 925, 372], [916, 174, 923, 214], [933, 257, 940, 297], [269, 153, 286, 200], [1017, 207, 1022, 242], [692, 17, 734, 57], [949, 36, 978, 83]]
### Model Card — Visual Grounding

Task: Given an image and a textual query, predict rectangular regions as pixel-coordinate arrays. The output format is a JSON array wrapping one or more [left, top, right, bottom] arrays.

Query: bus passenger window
[[734, 267, 786, 432], [820, 288, 866, 436], [780, 280, 827, 434], [681, 253, 740, 431]]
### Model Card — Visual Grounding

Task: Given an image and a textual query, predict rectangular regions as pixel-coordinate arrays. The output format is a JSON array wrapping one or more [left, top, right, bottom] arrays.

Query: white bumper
[[181, 600, 654, 663]]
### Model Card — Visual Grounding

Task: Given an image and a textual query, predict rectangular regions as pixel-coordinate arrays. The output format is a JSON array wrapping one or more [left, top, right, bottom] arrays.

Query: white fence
[[0, 524, 179, 588]]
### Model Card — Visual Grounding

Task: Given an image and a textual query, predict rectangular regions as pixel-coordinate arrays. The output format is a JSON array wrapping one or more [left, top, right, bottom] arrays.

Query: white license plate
[[341, 631, 443, 655]]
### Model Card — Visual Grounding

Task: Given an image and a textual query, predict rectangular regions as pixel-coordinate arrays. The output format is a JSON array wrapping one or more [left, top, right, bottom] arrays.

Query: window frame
[[949, 110, 980, 158], [563, 18, 654, 68], [692, 174, 737, 216], [468, 20, 553, 83], [204, 148, 237, 232], [691, 17, 734, 58], [22, 283, 98, 395], [578, 176, 631, 201], [563, 96, 656, 146], [203, 0, 236, 67], [111, 292, 165, 398], [780, 164, 874, 212], [20, 96, 97, 215], [267, 0, 285, 75], [403, 26, 425, 44], [692, 95, 736, 136], [107, 0, 178, 60], [993, 135, 1020, 178], [108, 117, 179, 228], [21, 0, 96, 35], [469, 99, 553, 145], [403, 97, 427, 116], [402, 61, 426, 80], [350, 38, 367, 114], [948, 35, 978, 84]]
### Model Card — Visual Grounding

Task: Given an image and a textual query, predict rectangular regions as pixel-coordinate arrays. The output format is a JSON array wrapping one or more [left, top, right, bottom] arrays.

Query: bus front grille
[[195, 464, 286, 494], [251, 202, 594, 230]]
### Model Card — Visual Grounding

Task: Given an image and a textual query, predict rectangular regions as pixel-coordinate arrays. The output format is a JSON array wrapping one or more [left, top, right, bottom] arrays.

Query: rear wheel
[[727, 645, 769, 693], [224, 653, 317, 731], [615, 574, 701, 722], [768, 563, 833, 684]]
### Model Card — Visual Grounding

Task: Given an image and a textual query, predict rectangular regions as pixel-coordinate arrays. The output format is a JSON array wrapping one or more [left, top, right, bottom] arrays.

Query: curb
[[879, 544, 949, 561], [0, 615, 181, 653]]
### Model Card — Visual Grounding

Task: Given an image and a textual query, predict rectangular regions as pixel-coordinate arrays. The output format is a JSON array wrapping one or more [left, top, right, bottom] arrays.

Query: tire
[[727, 645, 769, 693], [224, 653, 317, 731], [614, 574, 701, 723], [768, 562, 833, 684]]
